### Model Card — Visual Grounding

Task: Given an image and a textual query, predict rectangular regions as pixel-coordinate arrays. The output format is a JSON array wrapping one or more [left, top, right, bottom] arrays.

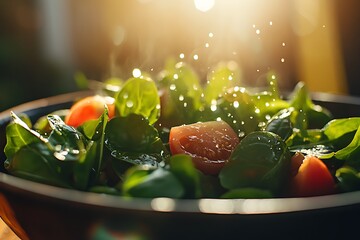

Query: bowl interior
[[2, 91, 360, 239]]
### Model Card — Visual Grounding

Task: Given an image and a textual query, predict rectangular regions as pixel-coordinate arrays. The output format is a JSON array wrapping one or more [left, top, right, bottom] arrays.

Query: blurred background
[[0, 0, 359, 111]]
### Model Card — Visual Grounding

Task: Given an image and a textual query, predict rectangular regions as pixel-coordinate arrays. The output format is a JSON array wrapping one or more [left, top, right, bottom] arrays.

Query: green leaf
[[336, 166, 360, 192], [265, 108, 294, 140], [221, 188, 273, 199], [323, 117, 360, 140], [169, 154, 201, 198], [47, 115, 87, 162], [5, 143, 71, 188], [115, 77, 160, 125], [4, 112, 47, 159], [105, 114, 166, 154], [122, 167, 184, 198], [288, 81, 332, 129], [219, 131, 291, 194], [334, 125, 360, 164], [203, 61, 241, 104]]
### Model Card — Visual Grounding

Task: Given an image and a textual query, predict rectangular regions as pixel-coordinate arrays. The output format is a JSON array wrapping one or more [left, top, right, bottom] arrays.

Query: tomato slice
[[169, 121, 239, 175], [290, 155, 336, 197], [65, 95, 115, 128]]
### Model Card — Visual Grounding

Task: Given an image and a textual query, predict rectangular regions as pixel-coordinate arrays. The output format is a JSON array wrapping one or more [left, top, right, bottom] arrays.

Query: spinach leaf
[[203, 61, 241, 105], [5, 143, 71, 188], [334, 125, 360, 164], [196, 89, 259, 137], [4, 112, 48, 159], [169, 154, 201, 199], [122, 167, 184, 198], [336, 166, 360, 192], [219, 131, 291, 195], [288, 81, 332, 129], [323, 117, 360, 141], [265, 108, 294, 141], [115, 77, 160, 125], [221, 188, 273, 199], [105, 114, 168, 174]]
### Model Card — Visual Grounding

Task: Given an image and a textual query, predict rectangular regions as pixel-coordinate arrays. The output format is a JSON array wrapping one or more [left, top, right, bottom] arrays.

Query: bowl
[[1, 91, 360, 240]]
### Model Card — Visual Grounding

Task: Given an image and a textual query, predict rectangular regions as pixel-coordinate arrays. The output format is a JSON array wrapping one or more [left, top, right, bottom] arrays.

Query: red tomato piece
[[169, 121, 239, 175], [65, 95, 115, 128], [290, 155, 336, 197]]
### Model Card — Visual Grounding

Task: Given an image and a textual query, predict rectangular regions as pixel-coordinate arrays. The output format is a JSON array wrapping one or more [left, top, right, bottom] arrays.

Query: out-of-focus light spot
[[269, 21, 273, 26], [271, 74, 276, 80], [282, 42, 286, 47], [205, 42, 210, 48], [199, 199, 235, 214], [252, 24, 256, 28], [208, 32, 214, 38], [179, 53, 185, 59], [151, 198, 176, 212], [132, 68, 142, 78], [173, 73, 179, 79], [281, 58, 285, 63], [256, 29, 261, 35], [233, 101, 239, 108], [169, 84, 176, 90], [194, 0, 215, 12], [113, 26, 125, 46], [126, 100, 134, 108], [193, 54, 199, 60]]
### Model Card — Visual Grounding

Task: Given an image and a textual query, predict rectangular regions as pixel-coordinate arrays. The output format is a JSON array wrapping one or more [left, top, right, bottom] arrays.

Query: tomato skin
[[290, 155, 336, 197], [169, 121, 239, 175], [65, 95, 115, 128]]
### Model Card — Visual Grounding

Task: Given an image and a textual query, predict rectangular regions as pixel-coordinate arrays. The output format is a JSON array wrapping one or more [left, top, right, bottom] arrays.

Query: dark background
[[0, 0, 359, 112]]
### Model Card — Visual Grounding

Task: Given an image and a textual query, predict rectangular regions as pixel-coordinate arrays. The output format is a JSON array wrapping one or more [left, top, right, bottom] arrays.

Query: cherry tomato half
[[65, 95, 115, 128], [290, 155, 336, 197], [169, 121, 239, 175]]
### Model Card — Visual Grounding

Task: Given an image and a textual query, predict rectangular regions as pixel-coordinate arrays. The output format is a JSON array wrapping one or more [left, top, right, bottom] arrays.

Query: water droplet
[[238, 132, 245, 138], [179, 53, 185, 59], [173, 74, 179, 79], [169, 84, 176, 90], [132, 68, 142, 78], [233, 101, 239, 108], [216, 117, 222, 121], [179, 95, 184, 101], [126, 100, 134, 108], [258, 122, 266, 128], [210, 105, 217, 112]]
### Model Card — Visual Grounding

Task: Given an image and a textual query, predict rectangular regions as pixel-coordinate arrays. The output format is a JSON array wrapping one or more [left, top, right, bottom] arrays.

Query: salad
[[4, 60, 360, 199]]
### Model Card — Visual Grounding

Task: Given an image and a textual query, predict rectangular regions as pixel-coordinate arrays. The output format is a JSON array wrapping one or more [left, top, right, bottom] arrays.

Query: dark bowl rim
[[2, 90, 360, 215]]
